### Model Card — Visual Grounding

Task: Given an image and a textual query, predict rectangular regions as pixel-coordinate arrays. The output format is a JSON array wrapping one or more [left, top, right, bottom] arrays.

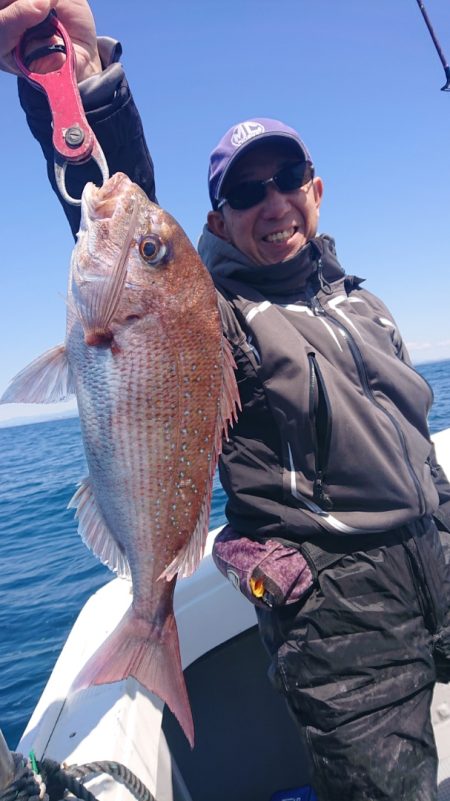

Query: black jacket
[[17, 50, 450, 543], [198, 226, 450, 539]]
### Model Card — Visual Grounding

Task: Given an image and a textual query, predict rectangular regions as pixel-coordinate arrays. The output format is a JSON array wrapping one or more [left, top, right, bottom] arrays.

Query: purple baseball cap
[[208, 117, 312, 210]]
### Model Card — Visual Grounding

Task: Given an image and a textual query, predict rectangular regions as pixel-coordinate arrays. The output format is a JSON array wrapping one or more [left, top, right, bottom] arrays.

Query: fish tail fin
[[71, 605, 194, 747]]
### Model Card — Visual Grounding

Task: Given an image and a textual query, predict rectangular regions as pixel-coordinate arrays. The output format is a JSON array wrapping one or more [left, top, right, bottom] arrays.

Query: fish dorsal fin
[[219, 331, 241, 434], [159, 335, 240, 581], [68, 478, 131, 579], [1, 344, 75, 404]]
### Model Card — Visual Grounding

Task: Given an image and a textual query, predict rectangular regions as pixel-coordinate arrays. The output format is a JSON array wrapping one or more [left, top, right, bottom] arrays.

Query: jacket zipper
[[405, 537, 439, 632], [308, 354, 333, 510], [307, 295, 426, 516]]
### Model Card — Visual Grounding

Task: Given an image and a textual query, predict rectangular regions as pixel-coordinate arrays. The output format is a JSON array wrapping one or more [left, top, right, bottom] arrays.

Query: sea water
[[0, 359, 449, 748]]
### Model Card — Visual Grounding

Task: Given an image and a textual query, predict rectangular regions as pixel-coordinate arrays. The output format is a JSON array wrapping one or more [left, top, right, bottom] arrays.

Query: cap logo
[[230, 121, 265, 149]]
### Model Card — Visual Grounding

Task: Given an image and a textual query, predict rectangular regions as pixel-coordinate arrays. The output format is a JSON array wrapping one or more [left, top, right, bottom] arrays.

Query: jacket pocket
[[403, 519, 449, 635], [308, 354, 333, 511]]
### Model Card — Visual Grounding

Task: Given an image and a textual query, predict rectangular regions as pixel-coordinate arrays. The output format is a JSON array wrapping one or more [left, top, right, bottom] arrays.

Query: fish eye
[[138, 235, 167, 266]]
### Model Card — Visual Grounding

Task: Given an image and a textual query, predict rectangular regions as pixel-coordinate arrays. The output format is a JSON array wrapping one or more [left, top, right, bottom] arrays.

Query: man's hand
[[0, 0, 102, 80]]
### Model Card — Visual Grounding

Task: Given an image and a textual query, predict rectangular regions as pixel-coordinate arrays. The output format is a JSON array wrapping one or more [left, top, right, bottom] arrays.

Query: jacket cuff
[[78, 36, 123, 112], [18, 36, 127, 123]]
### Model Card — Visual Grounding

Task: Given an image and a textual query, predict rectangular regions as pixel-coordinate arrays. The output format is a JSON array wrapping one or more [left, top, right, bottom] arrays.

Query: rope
[[0, 754, 46, 801], [38, 759, 98, 801], [0, 755, 157, 801], [66, 761, 156, 801]]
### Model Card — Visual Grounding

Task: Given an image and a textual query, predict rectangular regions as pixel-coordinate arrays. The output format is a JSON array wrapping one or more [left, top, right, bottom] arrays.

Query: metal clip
[[14, 11, 109, 205]]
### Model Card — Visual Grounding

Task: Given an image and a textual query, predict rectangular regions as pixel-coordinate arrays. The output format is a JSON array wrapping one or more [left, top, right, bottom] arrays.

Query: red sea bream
[[1, 173, 240, 746]]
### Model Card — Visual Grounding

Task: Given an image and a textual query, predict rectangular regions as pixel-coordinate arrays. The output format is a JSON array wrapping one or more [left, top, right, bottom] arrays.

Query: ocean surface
[[1, 358, 449, 750]]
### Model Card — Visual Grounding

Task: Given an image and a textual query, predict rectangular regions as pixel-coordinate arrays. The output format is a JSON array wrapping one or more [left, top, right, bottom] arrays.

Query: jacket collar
[[197, 228, 347, 301]]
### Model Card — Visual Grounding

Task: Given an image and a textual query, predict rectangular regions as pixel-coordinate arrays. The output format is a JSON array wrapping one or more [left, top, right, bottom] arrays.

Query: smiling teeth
[[265, 227, 295, 243]]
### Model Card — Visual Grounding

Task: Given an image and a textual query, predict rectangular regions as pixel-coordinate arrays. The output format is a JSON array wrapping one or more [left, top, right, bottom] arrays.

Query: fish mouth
[[73, 174, 140, 342], [82, 172, 134, 222]]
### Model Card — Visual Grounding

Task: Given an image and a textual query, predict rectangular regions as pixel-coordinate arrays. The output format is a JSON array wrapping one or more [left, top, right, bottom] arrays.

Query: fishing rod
[[415, 0, 450, 91]]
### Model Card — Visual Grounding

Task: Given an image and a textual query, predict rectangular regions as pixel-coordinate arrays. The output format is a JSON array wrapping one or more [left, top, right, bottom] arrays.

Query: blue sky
[[1, 0, 450, 423]]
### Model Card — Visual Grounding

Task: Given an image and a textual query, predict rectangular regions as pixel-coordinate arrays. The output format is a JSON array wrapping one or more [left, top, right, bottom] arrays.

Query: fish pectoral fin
[[0, 344, 75, 404], [68, 478, 131, 579]]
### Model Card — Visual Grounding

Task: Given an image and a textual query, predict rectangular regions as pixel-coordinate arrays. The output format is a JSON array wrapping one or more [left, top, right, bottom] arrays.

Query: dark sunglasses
[[217, 161, 314, 211]]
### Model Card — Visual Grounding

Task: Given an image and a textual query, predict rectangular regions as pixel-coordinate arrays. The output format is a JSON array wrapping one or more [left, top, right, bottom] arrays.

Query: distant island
[[0, 399, 78, 429]]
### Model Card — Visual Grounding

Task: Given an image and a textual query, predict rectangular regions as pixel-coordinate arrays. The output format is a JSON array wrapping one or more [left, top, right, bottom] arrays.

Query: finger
[[0, 0, 53, 71]]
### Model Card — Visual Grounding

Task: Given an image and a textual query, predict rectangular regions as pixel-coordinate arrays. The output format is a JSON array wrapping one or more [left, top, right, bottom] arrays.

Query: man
[[2, 2, 450, 798]]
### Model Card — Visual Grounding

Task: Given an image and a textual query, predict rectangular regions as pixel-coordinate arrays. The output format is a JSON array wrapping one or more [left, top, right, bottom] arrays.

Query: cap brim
[[215, 132, 309, 205]]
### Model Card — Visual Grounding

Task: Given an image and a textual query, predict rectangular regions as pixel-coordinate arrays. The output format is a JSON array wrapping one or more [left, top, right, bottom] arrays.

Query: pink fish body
[[2, 173, 240, 746]]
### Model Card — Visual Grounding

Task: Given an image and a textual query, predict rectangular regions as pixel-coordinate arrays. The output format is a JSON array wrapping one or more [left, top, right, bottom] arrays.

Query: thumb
[[0, 0, 53, 72]]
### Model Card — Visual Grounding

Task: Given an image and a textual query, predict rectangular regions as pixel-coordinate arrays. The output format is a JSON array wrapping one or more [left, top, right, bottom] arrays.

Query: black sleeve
[[17, 38, 156, 239]]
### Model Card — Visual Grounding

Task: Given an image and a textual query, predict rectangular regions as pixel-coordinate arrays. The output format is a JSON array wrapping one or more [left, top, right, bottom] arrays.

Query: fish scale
[[2, 172, 240, 747], [74, 329, 206, 575]]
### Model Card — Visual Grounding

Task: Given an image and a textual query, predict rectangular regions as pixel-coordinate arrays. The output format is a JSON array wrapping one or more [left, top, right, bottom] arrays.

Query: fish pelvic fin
[[0, 344, 75, 404], [71, 605, 194, 748], [160, 335, 240, 582], [68, 478, 131, 579]]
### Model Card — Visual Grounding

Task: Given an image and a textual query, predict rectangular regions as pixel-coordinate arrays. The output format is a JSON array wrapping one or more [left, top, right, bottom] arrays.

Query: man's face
[[207, 142, 324, 266]]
